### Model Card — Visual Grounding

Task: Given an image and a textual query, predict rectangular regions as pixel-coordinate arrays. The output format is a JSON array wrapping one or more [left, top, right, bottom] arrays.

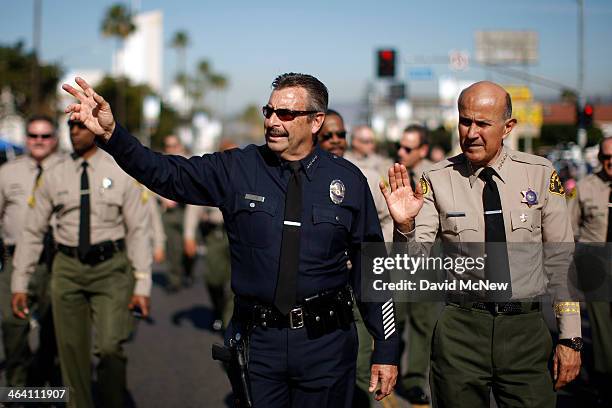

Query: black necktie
[[78, 161, 91, 259], [35, 164, 43, 187], [409, 170, 416, 191], [274, 161, 302, 314], [479, 167, 512, 300]]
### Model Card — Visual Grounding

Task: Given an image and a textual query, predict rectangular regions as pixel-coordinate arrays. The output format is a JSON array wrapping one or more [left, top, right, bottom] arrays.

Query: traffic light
[[583, 103, 594, 128], [576, 103, 594, 128], [377, 49, 396, 78]]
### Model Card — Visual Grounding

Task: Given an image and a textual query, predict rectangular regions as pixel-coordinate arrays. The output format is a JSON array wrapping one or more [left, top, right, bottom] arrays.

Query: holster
[[212, 336, 253, 408]]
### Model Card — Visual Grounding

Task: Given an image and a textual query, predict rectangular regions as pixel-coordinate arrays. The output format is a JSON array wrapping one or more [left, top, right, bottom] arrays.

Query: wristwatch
[[558, 337, 584, 352]]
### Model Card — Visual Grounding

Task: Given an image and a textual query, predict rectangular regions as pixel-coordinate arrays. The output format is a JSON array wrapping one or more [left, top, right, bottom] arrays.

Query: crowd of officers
[[0, 84, 610, 407]]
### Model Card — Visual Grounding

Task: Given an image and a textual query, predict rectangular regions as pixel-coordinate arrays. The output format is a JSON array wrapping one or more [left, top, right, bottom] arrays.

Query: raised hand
[[379, 163, 424, 233], [62, 77, 116, 141]]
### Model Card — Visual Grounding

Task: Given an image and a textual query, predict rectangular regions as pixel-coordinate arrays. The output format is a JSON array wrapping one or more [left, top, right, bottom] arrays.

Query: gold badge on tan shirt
[[566, 187, 577, 200], [27, 195, 36, 208], [419, 176, 429, 195], [548, 170, 565, 196]]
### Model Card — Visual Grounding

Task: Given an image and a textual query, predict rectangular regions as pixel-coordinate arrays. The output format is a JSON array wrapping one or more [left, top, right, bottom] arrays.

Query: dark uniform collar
[[596, 169, 611, 185], [258, 143, 321, 182], [468, 146, 510, 188]]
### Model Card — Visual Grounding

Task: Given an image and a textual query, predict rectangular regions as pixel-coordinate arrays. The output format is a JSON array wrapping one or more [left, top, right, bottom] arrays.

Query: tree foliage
[[0, 41, 63, 117]]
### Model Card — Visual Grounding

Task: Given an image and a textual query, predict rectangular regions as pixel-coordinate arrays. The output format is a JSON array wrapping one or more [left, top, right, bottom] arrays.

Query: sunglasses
[[399, 144, 418, 154], [68, 120, 87, 129], [320, 131, 347, 141], [27, 133, 54, 139], [600, 154, 612, 161], [262, 106, 318, 121]]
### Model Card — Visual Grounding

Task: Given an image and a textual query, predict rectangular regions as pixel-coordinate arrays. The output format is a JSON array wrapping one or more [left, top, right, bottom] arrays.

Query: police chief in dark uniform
[[62, 73, 399, 407]]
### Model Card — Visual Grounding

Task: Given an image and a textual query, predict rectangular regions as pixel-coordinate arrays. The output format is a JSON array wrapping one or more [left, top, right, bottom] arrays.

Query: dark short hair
[[403, 124, 428, 146], [325, 109, 343, 121], [503, 92, 512, 120], [599, 137, 612, 161], [271, 73, 328, 116], [26, 114, 56, 132]]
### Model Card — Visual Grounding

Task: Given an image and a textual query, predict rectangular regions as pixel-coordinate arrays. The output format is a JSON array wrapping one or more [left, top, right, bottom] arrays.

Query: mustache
[[266, 129, 288, 138]]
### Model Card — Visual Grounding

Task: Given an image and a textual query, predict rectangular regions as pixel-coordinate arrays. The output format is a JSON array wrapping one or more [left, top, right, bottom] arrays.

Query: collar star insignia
[[520, 213, 528, 223]]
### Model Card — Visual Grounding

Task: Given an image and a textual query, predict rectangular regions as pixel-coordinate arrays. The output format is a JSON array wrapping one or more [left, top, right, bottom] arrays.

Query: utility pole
[[31, 0, 41, 113], [577, 0, 587, 148]]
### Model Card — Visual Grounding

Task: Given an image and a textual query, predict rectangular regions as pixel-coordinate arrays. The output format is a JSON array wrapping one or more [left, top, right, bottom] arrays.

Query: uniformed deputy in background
[[11, 119, 152, 408], [159, 134, 196, 291], [381, 81, 582, 407], [146, 187, 167, 265], [0, 115, 62, 387], [395, 124, 438, 406], [62, 73, 399, 407], [568, 137, 612, 406], [183, 139, 238, 331]]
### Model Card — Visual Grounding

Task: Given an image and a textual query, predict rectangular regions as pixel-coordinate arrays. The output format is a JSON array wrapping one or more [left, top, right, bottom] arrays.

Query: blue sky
[[2, 0, 612, 115]]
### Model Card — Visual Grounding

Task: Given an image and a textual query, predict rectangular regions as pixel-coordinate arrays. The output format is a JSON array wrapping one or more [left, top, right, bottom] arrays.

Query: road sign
[[449, 51, 469, 71]]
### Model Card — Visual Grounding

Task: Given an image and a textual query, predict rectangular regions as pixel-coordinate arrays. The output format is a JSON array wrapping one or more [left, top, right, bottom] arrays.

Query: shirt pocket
[[439, 211, 478, 241], [231, 192, 278, 248], [509, 208, 541, 242], [311, 204, 353, 258], [100, 193, 123, 222]]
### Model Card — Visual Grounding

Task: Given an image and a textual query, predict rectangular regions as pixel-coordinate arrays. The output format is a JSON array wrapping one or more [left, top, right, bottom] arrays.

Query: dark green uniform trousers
[[203, 227, 232, 325], [51, 251, 134, 408], [354, 309, 374, 407], [0, 254, 56, 386], [430, 304, 555, 408], [162, 206, 191, 290], [402, 302, 439, 390]]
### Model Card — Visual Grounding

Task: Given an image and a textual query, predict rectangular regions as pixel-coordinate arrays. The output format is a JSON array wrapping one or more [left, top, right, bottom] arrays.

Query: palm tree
[[101, 3, 135, 124], [170, 30, 189, 82]]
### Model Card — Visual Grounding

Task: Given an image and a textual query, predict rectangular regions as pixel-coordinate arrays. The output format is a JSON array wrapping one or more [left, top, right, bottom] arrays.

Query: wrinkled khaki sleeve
[[11, 173, 53, 293], [566, 189, 582, 241], [123, 180, 153, 296], [541, 167, 580, 339], [149, 195, 166, 251], [183, 205, 204, 240]]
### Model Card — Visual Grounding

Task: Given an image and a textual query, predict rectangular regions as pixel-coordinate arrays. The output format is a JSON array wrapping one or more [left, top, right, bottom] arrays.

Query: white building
[[113, 10, 163, 93]]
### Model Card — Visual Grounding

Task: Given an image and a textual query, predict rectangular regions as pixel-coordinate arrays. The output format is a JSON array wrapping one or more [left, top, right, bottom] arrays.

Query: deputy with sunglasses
[[567, 137, 612, 406], [61, 73, 399, 407], [0, 115, 63, 387], [317, 108, 348, 157], [11, 119, 152, 408]]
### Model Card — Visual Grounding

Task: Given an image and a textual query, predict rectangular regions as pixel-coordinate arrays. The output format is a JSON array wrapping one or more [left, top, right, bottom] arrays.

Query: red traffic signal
[[377, 49, 396, 78]]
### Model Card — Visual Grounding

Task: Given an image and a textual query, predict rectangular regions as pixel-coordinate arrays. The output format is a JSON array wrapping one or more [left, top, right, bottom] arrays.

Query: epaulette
[[507, 150, 553, 168], [425, 153, 465, 174]]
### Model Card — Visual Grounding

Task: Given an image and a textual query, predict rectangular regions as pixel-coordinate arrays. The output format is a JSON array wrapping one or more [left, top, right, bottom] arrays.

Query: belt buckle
[[289, 307, 304, 329]]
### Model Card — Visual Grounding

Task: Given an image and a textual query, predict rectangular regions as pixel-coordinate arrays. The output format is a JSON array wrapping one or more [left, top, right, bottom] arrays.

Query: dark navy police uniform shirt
[[101, 125, 399, 364]]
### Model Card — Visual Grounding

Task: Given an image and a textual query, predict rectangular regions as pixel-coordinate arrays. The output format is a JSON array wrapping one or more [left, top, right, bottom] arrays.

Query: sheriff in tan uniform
[[11, 120, 152, 408], [383, 81, 581, 407], [0, 115, 64, 387], [567, 137, 612, 405]]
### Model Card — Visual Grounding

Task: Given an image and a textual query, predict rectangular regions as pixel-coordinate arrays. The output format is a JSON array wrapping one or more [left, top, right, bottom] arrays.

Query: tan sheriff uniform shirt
[[0, 153, 64, 245], [12, 149, 152, 296], [344, 151, 393, 241], [143, 188, 166, 252], [395, 146, 580, 338], [568, 171, 611, 242], [184, 205, 224, 241], [409, 158, 433, 189]]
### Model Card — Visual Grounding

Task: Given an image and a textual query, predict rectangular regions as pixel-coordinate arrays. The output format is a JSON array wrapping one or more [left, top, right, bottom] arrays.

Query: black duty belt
[[448, 300, 540, 315], [57, 239, 125, 266], [234, 286, 355, 338]]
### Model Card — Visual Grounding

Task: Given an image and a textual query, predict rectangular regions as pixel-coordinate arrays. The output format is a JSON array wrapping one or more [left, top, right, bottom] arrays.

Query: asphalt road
[[0, 262, 601, 407]]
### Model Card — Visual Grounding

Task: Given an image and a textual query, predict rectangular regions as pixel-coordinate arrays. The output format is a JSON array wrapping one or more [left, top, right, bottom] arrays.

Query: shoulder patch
[[419, 176, 429, 195], [548, 170, 565, 196]]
